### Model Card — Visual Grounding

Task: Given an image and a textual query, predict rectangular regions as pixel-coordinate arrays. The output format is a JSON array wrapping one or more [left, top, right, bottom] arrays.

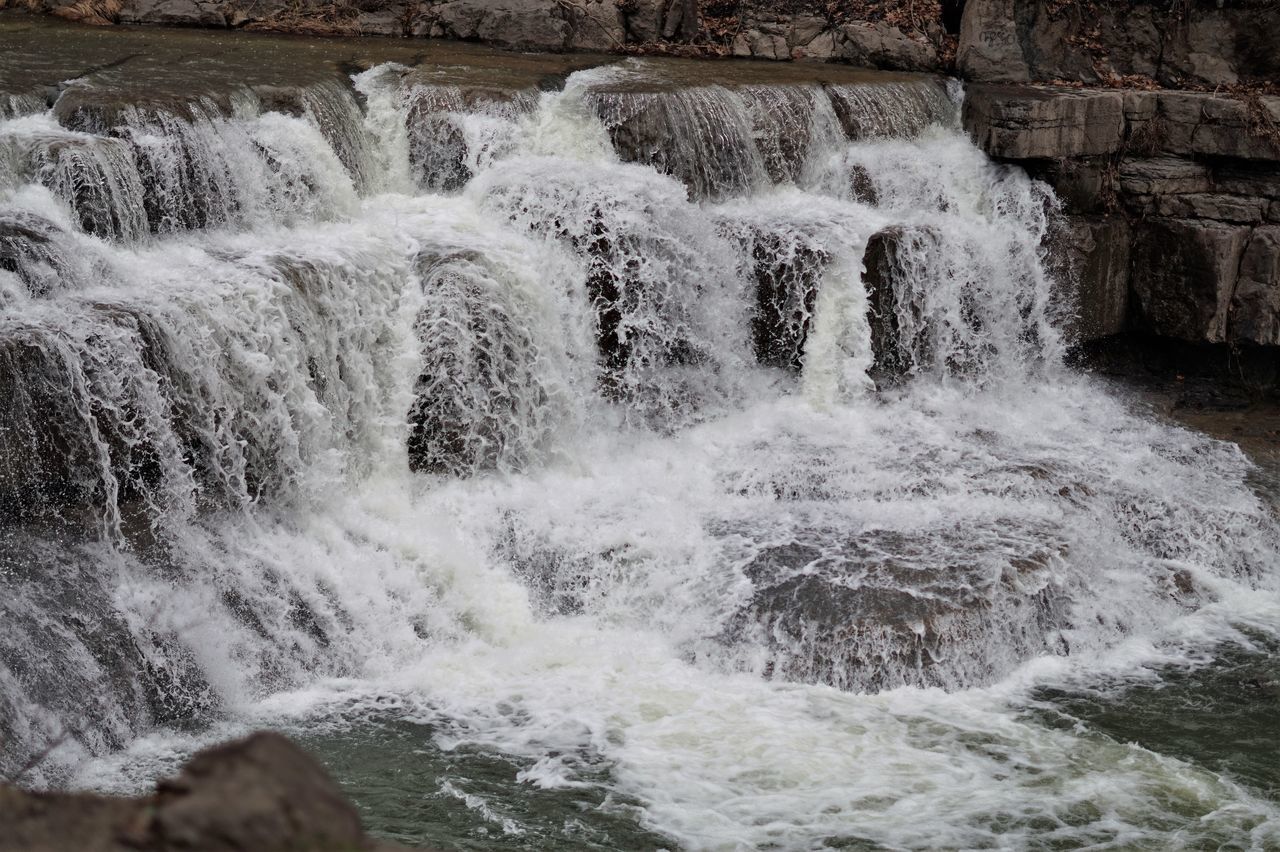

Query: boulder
[[956, 0, 1030, 82], [732, 28, 789, 61], [431, 0, 573, 51], [620, 0, 664, 43], [356, 8, 405, 36], [836, 21, 940, 73], [568, 0, 625, 51], [0, 732, 415, 852], [963, 85, 1125, 160]]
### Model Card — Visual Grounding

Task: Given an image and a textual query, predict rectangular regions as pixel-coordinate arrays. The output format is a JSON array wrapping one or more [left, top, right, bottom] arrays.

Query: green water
[[300, 718, 676, 851], [1032, 639, 1280, 803], [298, 635, 1280, 851]]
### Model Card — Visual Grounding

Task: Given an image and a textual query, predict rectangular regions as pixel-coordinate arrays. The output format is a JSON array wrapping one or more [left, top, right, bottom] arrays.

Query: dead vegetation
[[4, 0, 122, 25]]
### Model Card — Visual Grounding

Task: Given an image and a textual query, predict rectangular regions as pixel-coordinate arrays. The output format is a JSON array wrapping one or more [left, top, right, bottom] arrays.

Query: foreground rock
[[0, 733, 419, 852]]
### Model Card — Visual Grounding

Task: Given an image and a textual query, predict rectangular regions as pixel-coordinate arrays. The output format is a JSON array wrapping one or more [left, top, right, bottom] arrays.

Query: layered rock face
[[0, 732, 418, 851], [965, 84, 1280, 346], [958, 2, 1280, 357]]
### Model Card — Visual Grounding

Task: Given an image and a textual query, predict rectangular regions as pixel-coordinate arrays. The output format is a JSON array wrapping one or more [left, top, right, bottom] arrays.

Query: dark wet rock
[[1046, 214, 1130, 343], [0, 732, 419, 851], [0, 212, 73, 298], [52, 88, 231, 136], [0, 527, 234, 783], [407, 250, 550, 476], [847, 163, 878, 205], [0, 531, 150, 780], [726, 225, 828, 371], [1233, 227, 1280, 346], [29, 135, 147, 240], [736, 85, 825, 185], [717, 527, 1068, 692], [589, 88, 761, 200], [824, 79, 954, 141], [404, 85, 532, 191], [1130, 218, 1251, 344], [862, 226, 922, 378], [0, 332, 100, 524]]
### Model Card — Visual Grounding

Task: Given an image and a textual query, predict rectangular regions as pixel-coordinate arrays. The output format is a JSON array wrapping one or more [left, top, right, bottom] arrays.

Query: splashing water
[[2, 40, 1279, 852]]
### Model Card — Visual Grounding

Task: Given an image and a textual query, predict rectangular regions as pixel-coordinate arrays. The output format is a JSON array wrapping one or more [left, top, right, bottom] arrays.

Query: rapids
[[2, 18, 1279, 851]]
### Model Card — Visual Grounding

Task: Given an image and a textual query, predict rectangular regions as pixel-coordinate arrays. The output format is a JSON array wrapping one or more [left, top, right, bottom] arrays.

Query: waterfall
[[2, 44, 1279, 850]]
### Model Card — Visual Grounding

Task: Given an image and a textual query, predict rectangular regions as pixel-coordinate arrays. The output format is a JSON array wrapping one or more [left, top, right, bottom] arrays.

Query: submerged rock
[[403, 85, 534, 192], [717, 526, 1069, 692], [0, 732, 419, 851], [407, 249, 560, 476]]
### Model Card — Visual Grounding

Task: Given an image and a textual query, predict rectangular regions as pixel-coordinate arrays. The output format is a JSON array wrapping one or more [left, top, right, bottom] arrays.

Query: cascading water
[[2, 28, 1279, 851]]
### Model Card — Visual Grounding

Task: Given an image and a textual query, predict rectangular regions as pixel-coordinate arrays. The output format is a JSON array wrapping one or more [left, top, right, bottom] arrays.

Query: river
[[2, 15, 1278, 850]]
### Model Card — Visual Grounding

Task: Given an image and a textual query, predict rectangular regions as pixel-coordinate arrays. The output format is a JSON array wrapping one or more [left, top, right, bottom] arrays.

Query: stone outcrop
[[958, 0, 1279, 88], [955, 3, 1280, 357], [0, 732, 418, 852], [965, 83, 1280, 348], [3, 0, 952, 68]]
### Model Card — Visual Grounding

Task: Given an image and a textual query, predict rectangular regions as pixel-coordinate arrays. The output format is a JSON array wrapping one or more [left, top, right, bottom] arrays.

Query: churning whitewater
[[2, 41, 1279, 851]]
